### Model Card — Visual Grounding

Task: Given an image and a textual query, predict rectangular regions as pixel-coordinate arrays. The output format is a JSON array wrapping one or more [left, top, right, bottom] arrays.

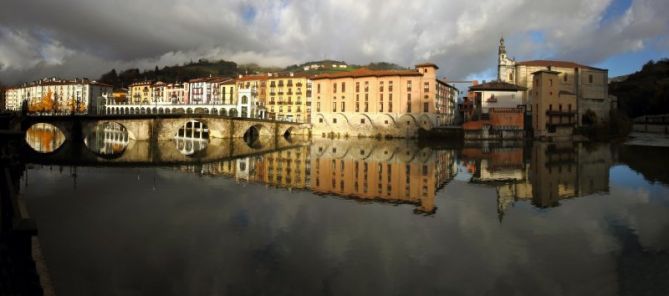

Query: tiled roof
[[237, 74, 269, 81], [469, 80, 527, 91], [516, 60, 606, 71], [310, 68, 423, 80], [415, 63, 439, 69]]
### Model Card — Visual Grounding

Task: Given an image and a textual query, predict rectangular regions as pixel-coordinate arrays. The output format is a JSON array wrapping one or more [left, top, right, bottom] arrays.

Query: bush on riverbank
[[576, 110, 632, 141]]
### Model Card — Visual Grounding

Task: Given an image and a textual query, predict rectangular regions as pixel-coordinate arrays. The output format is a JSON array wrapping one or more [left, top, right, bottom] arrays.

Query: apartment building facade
[[310, 64, 457, 138]]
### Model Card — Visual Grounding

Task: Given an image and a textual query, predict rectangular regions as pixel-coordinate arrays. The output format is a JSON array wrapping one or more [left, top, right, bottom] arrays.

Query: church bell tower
[[497, 36, 515, 83]]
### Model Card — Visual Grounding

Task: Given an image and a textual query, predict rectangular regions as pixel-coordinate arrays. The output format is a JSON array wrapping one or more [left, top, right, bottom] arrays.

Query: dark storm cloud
[[1, 0, 668, 84]]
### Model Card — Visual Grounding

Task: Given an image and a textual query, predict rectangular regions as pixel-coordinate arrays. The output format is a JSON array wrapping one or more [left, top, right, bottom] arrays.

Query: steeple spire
[[499, 34, 506, 55]]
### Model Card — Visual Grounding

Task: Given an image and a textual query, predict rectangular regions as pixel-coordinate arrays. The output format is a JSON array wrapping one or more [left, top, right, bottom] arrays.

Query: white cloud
[[0, 0, 668, 84]]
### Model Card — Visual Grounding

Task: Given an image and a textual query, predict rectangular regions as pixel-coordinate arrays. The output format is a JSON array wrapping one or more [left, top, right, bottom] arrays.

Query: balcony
[[546, 110, 576, 116]]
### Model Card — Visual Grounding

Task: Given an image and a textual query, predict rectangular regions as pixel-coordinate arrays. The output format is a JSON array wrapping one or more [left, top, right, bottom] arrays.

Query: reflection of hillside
[[462, 142, 612, 219], [618, 145, 669, 185]]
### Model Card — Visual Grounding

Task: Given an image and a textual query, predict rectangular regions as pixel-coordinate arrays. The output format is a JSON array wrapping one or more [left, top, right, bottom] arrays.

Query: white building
[[469, 81, 526, 114], [4, 78, 112, 114], [237, 83, 265, 119]]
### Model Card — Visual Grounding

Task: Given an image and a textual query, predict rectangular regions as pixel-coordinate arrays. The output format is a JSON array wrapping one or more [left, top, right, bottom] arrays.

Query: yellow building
[[220, 80, 237, 105], [128, 81, 153, 104], [266, 73, 312, 123]]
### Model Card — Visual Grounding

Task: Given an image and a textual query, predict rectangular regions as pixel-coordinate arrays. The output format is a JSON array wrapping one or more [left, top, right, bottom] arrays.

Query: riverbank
[[625, 132, 669, 147]]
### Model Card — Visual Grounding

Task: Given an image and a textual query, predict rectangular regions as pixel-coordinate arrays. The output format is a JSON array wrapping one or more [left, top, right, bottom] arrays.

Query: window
[[423, 102, 429, 112], [389, 102, 393, 112], [549, 104, 553, 111], [333, 118, 337, 123], [333, 102, 337, 112], [317, 102, 320, 112], [356, 102, 360, 112], [356, 82, 360, 92], [407, 81, 412, 91], [364, 81, 369, 92], [424, 82, 429, 91], [379, 102, 384, 112], [333, 83, 337, 93], [549, 79, 553, 87], [364, 102, 369, 112], [389, 81, 393, 92], [563, 74, 568, 82], [319, 118, 323, 123], [317, 84, 321, 93], [379, 81, 384, 92], [341, 82, 346, 92], [341, 101, 345, 112], [588, 74, 593, 83], [360, 118, 365, 124]]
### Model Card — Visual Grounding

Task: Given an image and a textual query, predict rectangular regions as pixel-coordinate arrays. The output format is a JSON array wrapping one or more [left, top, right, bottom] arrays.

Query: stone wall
[[311, 112, 439, 138]]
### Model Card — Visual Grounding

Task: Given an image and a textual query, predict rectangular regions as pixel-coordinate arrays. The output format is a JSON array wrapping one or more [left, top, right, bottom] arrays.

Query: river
[[5, 122, 669, 295]]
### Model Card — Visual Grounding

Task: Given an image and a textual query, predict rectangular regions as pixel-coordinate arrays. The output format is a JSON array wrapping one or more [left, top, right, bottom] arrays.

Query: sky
[[0, 0, 668, 85]]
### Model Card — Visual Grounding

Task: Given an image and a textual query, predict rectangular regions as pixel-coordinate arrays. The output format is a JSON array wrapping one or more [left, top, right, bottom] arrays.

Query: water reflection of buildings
[[461, 142, 612, 219], [310, 140, 457, 214], [84, 122, 130, 156], [25, 122, 66, 153], [175, 120, 209, 156], [178, 140, 457, 214], [180, 145, 311, 190]]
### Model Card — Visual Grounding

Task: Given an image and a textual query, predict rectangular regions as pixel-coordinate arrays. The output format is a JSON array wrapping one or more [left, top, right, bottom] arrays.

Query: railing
[[546, 111, 576, 116]]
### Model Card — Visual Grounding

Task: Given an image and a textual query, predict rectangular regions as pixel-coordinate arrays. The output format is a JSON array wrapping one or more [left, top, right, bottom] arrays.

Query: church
[[496, 37, 614, 138]]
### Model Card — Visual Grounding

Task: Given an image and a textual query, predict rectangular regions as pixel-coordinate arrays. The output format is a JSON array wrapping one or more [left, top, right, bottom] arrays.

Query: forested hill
[[609, 59, 669, 118], [97, 59, 241, 89], [97, 59, 407, 89]]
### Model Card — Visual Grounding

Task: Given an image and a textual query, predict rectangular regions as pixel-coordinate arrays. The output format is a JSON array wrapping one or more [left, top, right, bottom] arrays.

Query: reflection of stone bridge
[[23, 136, 309, 167], [21, 114, 310, 141]]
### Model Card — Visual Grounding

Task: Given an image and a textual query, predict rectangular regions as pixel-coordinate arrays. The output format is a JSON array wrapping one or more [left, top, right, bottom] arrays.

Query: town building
[[165, 83, 188, 104], [310, 64, 458, 138], [266, 73, 312, 122], [531, 70, 578, 138], [4, 88, 18, 111], [4, 77, 112, 114], [302, 60, 348, 71], [128, 81, 153, 104], [462, 80, 526, 139], [236, 74, 268, 118], [497, 37, 611, 126], [112, 88, 128, 104], [188, 77, 228, 105]]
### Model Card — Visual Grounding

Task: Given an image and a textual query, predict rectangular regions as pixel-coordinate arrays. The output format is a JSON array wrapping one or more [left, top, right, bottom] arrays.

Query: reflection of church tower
[[497, 36, 516, 83]]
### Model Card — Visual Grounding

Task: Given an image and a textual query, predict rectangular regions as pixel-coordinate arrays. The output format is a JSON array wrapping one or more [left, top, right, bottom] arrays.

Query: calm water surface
[[12, 126, 669, 295]]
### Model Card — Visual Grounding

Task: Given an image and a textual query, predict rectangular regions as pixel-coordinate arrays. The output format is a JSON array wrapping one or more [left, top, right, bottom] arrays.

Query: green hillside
[[609, 59, 669, 118], [98, 59, 410, 89]]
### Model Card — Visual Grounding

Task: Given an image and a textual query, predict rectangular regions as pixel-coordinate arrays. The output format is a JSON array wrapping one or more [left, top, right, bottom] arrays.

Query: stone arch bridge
[[21, 114, 310, 141]]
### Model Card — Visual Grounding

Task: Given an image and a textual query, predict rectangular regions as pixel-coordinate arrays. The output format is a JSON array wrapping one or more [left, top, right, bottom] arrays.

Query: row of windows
[[318, 80, 431, 94]]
